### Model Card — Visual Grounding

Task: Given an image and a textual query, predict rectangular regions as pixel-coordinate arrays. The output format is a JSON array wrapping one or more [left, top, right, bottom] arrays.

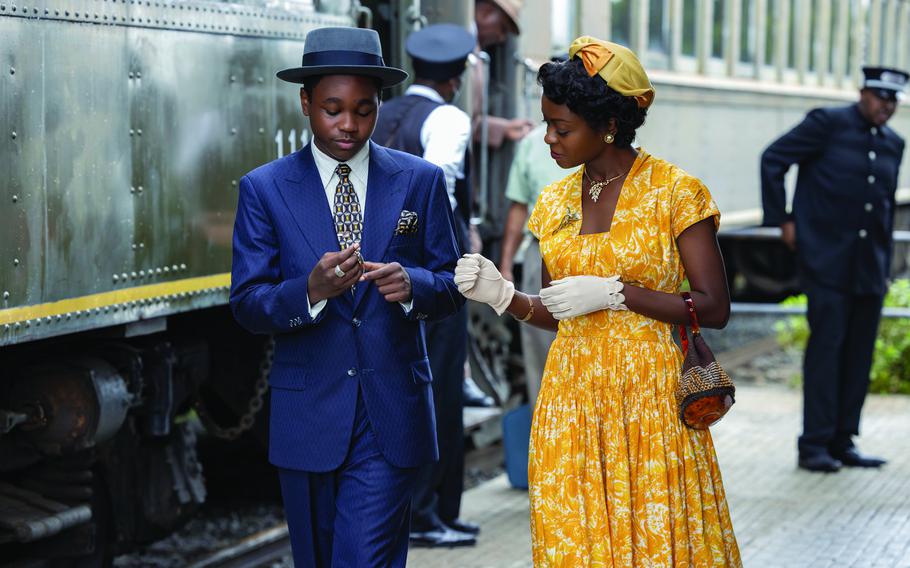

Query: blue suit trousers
[[279, 388, 419, 567]]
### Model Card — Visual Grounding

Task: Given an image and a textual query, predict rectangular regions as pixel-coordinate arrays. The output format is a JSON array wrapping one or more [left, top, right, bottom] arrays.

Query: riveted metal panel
[[42, 21, 135, 303], [0, 1, 351, 346], [0, 14, 47, 314]]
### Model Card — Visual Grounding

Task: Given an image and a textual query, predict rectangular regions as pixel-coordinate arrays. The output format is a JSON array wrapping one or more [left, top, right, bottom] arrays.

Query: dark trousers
[[278, 389, 418, 568], [799, 282, 884, 456], [410, 307, 467, 531]]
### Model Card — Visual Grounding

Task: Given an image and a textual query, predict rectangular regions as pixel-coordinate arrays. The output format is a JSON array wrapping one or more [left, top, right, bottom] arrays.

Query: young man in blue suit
[[230, 27, 464, 567]]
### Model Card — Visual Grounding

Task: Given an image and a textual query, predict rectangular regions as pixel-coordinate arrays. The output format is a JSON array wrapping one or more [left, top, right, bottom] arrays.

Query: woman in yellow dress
[[454, 36, 741, 566]]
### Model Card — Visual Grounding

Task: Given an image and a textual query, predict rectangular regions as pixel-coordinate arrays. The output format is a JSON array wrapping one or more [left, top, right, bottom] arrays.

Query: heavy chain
[[195, 336, 274, 440]]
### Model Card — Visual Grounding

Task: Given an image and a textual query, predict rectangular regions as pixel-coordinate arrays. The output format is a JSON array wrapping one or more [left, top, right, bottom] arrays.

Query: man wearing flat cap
[[473, 0, 535, 146], [761, 66, 908, 473], [230, 26, 463, 566], [372, 22, 480, 549]]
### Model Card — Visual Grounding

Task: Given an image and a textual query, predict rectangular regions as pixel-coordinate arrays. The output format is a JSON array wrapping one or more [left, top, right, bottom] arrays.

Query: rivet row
[[3, 286, 230, 329]]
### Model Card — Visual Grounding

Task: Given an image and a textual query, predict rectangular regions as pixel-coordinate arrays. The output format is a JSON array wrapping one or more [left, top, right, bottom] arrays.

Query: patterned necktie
[[333, 163, 363, 250]]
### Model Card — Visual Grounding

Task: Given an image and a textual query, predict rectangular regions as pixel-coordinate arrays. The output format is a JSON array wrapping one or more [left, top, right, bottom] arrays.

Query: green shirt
[[505, 123, 570, 233]]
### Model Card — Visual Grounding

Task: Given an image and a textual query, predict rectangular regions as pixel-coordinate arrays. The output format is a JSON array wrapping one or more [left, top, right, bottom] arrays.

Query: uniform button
[[858, 229, 868, 238], [867, 175, 876, 184], [352, 317, 362, 327], [865, 202, 874, 212], [347, 368, 358, 377], [871, 127, 878, 135], [869, 150, 877, 161]]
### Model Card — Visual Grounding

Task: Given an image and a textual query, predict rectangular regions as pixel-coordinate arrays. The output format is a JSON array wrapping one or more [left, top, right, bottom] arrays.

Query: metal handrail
[[731, 302, 910, 318], [476, 51, 491, 223], [720, 226, 910, 243]]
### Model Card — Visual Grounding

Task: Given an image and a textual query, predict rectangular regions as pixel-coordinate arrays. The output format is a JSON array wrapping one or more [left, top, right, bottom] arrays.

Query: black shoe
[[798, 453, 843, 473], [463, 377, 495, 408], [831, 448, 887, 468], [444, 519, 480, 535], [409, 527, 476, 548]]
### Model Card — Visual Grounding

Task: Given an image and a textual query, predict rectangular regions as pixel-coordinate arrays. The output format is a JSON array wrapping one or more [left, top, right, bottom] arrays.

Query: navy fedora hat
[[277, 27, 408, 87]]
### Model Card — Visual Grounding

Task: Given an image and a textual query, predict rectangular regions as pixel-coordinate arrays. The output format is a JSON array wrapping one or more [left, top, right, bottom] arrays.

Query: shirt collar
[[405, 84, 446, 104], [310, 139, 371, 185]]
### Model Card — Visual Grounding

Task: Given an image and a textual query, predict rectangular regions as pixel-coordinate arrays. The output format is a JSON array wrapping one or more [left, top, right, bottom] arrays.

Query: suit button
[[347, 368, 358, 377], [352, 317, 362, 327], [865, 202, 874, 212], [869, 150, 877, 161], [867, 175, 876, 184], [858, 229, 868, 238], [871, 127, 878, 135]]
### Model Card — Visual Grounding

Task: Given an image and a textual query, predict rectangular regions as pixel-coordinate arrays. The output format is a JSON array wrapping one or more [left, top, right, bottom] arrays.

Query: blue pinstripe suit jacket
[[230, 142, 464, 472]]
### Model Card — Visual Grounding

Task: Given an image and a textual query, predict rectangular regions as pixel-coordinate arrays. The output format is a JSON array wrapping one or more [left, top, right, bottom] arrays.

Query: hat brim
[[869, 88, 903, 102], [277, 65, 408, 87]]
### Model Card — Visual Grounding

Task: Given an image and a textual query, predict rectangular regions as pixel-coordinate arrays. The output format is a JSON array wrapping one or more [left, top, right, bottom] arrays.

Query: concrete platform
[[409, 384, 910, 567]]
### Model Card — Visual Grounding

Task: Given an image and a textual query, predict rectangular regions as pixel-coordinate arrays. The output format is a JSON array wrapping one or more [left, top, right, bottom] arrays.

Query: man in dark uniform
[[761, 66, 908, 473], [372, 23, 479, 547]]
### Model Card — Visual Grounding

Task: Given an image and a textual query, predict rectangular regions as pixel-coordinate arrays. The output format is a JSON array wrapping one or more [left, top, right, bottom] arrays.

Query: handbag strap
[[678, 292, 701, 356]]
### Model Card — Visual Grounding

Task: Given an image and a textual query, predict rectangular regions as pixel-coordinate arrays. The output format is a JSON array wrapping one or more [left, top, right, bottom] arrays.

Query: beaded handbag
[[676, 292, 735, 429]]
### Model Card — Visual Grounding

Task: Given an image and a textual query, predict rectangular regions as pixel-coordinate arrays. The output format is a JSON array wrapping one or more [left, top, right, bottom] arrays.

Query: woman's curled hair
[[537, 58, 647, 148]]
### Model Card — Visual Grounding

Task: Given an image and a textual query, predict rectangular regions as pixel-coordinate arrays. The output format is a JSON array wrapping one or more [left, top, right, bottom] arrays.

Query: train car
[[0, 0, 361, 562]]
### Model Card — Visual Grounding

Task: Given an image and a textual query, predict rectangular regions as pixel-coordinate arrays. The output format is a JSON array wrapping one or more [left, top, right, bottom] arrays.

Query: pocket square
[[394, 210, 419, 235]]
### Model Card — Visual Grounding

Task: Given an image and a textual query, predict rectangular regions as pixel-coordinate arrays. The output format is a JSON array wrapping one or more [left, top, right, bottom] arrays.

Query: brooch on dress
[[551, 206, 581, 235]]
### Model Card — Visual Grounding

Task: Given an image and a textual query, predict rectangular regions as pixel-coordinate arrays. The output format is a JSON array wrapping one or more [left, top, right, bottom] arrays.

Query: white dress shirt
[[311, 136, 370, 215], [306, 142, 412, 316], [405, 84, 471, 211]]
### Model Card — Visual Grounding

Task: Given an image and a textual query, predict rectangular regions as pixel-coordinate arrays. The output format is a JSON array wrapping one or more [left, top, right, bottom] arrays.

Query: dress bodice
[[528, 149, 720, 341]]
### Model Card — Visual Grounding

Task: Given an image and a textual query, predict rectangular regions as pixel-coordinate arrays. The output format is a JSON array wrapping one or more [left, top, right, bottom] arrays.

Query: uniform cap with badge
[[861, 66, 909, 102]]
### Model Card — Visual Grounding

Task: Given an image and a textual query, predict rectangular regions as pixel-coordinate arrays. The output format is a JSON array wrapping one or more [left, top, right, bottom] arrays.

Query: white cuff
[[307, 293, 327, 318]]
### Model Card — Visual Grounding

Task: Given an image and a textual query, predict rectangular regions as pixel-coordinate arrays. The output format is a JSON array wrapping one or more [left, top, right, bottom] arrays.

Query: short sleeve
[[504, 137, 532, 204], [527, 187, 548, 239], [670, 176, 720, 238]]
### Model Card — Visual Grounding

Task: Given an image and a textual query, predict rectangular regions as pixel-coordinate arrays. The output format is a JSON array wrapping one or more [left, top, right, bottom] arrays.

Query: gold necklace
[[583, 167, 625, 202]]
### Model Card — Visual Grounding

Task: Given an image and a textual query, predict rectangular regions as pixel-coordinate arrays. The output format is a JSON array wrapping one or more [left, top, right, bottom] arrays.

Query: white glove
[[539, 275, 626, 320], [454, 254, 515, 315]]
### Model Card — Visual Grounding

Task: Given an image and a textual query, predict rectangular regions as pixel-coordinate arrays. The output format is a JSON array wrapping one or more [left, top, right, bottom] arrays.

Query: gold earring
[[603, 133, 615, 144]]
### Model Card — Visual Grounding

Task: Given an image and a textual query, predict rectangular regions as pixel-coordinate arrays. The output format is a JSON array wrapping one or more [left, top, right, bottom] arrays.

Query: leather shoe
[[831, 448, 887, 468], [444, 519, 480, 535], [798, 452, 842, 473], [463, 377, 495, 408], [409, 527, 476, 548]]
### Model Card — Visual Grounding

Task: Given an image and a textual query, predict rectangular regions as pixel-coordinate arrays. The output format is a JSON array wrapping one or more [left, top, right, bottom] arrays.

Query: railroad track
[[188, 523, 291, 568]]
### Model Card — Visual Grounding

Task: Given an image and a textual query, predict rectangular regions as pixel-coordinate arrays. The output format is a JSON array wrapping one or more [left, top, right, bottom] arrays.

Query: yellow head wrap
[[568, 36, 655, 109]]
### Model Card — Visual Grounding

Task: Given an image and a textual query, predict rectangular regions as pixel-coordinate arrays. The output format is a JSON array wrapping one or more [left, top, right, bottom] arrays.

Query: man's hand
[[780, 221, 797, 251], [307, 244, 364, 304], [505, 118, 535, 142], [361, 261, 412, 303]]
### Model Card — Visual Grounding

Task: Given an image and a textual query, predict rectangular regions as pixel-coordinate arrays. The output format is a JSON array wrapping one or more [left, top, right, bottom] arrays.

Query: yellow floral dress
[[527, 149, 741, 567]]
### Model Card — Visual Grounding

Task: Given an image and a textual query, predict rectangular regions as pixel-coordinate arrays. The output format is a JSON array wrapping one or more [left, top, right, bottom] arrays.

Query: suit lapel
[[274, 145, 342, 266], [356, 143, 410, 308]]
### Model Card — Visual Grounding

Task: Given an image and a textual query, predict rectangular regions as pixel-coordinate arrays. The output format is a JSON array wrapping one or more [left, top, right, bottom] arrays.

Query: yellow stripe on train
[[0, 273, 232, 326]]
